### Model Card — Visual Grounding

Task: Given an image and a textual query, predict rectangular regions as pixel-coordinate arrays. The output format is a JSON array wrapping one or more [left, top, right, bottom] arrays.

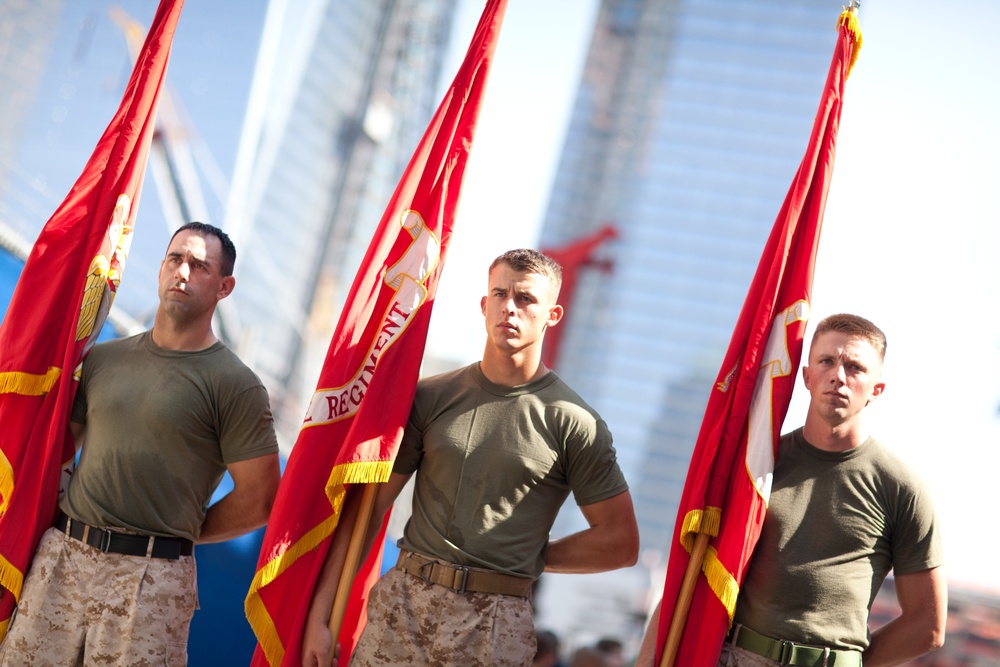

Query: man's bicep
[[895, 566, 947, 629], [228, 452, 281, 496]]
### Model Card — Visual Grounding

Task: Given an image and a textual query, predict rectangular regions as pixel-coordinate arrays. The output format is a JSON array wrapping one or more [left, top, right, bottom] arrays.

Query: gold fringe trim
[[244, 459, 394, 666], [701, 546, 740, 627], [0, 449, 12, 517], [0, 554, 23, 601], [678, 506, 721, 552], [0, 367, 61, 397], [0, 554, 24, 644], [837, 9, 863, 79], [677, 507, 739, 626]]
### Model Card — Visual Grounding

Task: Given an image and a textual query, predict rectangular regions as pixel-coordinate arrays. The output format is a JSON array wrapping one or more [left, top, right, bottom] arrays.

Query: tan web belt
[[396, 549, 533, 598], [730, 624, 863, 667]]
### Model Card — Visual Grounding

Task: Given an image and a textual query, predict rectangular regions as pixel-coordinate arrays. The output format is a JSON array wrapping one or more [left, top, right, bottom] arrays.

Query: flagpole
[[659, 531, 711, 667], [326, 483, 378, 664]]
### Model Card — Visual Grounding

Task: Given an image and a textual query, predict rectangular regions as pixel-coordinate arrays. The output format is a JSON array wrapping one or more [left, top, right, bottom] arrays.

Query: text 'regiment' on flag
[[245, 2, 508, 665], [0, 0, 183, 641], [653, 9, 862, 667]]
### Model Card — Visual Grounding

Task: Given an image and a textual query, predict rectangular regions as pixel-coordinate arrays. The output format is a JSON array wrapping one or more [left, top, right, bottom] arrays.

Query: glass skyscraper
[[534, 0, 844, 642], [222, 0, 458, 438]]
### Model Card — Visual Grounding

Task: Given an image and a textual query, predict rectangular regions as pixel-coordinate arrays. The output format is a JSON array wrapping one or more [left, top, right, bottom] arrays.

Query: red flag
[[246, 2, 508, 664], [653, 10, 862, 667], [0, 0, 183, 641]]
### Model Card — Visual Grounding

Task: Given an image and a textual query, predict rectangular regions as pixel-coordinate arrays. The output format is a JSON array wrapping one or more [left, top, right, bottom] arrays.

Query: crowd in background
[[534, 629, 627, 667]]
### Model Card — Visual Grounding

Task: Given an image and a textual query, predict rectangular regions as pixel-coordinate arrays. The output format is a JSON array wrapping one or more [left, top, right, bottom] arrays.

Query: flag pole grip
[[326, 483, 378, 665], [659, 531, 711, 667]]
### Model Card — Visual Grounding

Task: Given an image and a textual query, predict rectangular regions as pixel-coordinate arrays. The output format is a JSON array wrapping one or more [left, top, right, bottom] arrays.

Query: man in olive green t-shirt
[[638, 314, 946, 667], [303, 249, 640, 667], [0, 223, 281, 666], [724, 314, 946, 667]]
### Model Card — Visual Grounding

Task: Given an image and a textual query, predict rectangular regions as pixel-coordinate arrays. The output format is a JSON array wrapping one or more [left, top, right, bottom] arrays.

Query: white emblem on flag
[[745, 300, 808, 503], [302, 210, 440, 427]]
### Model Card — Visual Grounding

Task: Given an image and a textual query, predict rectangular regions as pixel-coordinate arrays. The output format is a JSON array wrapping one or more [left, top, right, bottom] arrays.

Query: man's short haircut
[[489, 249, 563, 297], [170, 222, 236, 276], [812, 313, 887, 360]]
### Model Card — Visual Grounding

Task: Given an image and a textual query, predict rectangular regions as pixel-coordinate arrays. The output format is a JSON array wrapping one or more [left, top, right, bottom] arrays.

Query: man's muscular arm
[[863, 567, 947, 667], [544, 490, 639, 574], [196, 453, 281, 544]]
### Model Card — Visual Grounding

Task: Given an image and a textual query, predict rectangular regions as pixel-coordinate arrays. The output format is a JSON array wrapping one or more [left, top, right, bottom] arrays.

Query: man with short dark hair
[[639, 313, 946, 667], [303, 249, 639, 667], [0, 222, 281, 666]]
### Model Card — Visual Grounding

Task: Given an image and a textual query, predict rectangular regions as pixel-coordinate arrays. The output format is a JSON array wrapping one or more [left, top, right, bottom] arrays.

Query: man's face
[[802, 331, 885, 428], [157, 230, 233, 321], [480, 263, 562, 354]]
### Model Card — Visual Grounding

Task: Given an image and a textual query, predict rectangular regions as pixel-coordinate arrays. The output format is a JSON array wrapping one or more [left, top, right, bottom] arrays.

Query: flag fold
[[654, 9, 862, 667], [246, 2, 508, 664], [0, 0, 183, 640]]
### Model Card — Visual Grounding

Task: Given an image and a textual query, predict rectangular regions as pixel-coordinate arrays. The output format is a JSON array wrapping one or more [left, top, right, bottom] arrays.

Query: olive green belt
[[396, 549, 533, 598], [730, 624, 863, 667]]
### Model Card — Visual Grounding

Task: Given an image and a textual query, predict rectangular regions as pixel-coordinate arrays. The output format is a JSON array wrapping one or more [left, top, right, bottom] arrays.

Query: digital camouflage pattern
[[0, 530, 197, 666], [351, 567, 535, 667], [717, 645, 782, 667]]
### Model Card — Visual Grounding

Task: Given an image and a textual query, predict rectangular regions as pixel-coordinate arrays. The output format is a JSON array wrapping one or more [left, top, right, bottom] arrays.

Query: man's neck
[[479, 347, 547, 387], [802, 416, 869, 452], [151, 317, 217, 352]]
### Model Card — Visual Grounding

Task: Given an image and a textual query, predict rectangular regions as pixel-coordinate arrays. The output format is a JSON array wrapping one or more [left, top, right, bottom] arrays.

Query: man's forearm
[[196, 488, 273, 543], [544, 491, 639, 574]]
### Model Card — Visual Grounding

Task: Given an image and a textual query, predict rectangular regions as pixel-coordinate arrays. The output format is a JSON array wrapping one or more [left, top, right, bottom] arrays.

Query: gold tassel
[[837, 8, 863, 79], [679, 506, 722, 551]]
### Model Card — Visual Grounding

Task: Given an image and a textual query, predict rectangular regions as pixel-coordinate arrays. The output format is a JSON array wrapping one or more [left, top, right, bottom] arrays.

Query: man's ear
[[217, 275, 236, 300], [546, 304, 564, 328], [480, 295, 487, 316], [867, 381, 886, 405], [801, 364, 812, 389]]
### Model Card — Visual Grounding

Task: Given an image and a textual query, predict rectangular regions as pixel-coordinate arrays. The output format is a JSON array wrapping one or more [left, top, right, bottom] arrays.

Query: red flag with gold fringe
[[0, 0, 183, 641], [246, 2, 508, 664], [653, 9, 862, 666]]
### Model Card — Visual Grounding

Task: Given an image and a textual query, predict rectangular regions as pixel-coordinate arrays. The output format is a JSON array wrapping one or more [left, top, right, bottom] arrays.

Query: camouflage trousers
[[717, 644, 781, 666], [0, 527, 198, 666], [350, 566, 536, 667]]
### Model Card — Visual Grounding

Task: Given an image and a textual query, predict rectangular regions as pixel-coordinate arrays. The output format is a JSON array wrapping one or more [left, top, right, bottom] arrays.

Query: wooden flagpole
[[325, 483, 379, 666], [659, 531, 711, 667]]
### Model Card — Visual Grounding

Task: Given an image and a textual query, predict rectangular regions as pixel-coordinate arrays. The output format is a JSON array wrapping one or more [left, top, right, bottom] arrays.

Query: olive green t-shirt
[[393, 363, 628, 579], [63, 331, 279, 541], [734, 428, 943, 651]]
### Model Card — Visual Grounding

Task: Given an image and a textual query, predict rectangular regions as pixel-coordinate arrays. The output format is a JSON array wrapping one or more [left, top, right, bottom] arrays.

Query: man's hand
[[301, 617, 339, 667]]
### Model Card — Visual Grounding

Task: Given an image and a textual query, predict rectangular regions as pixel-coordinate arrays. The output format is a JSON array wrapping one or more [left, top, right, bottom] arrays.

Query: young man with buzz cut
[[640, 313, 946, 667], [303, 248, 639, 667]]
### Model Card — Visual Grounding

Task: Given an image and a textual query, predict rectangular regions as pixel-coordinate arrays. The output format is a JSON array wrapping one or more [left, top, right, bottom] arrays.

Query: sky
[[430, 0, 1000, 593]]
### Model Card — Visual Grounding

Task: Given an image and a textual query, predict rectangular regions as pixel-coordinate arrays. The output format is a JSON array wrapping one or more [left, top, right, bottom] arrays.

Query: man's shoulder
[[861, 436, 927, 486], [416, 363, 474, 391], [84, 331, 146, 361]]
